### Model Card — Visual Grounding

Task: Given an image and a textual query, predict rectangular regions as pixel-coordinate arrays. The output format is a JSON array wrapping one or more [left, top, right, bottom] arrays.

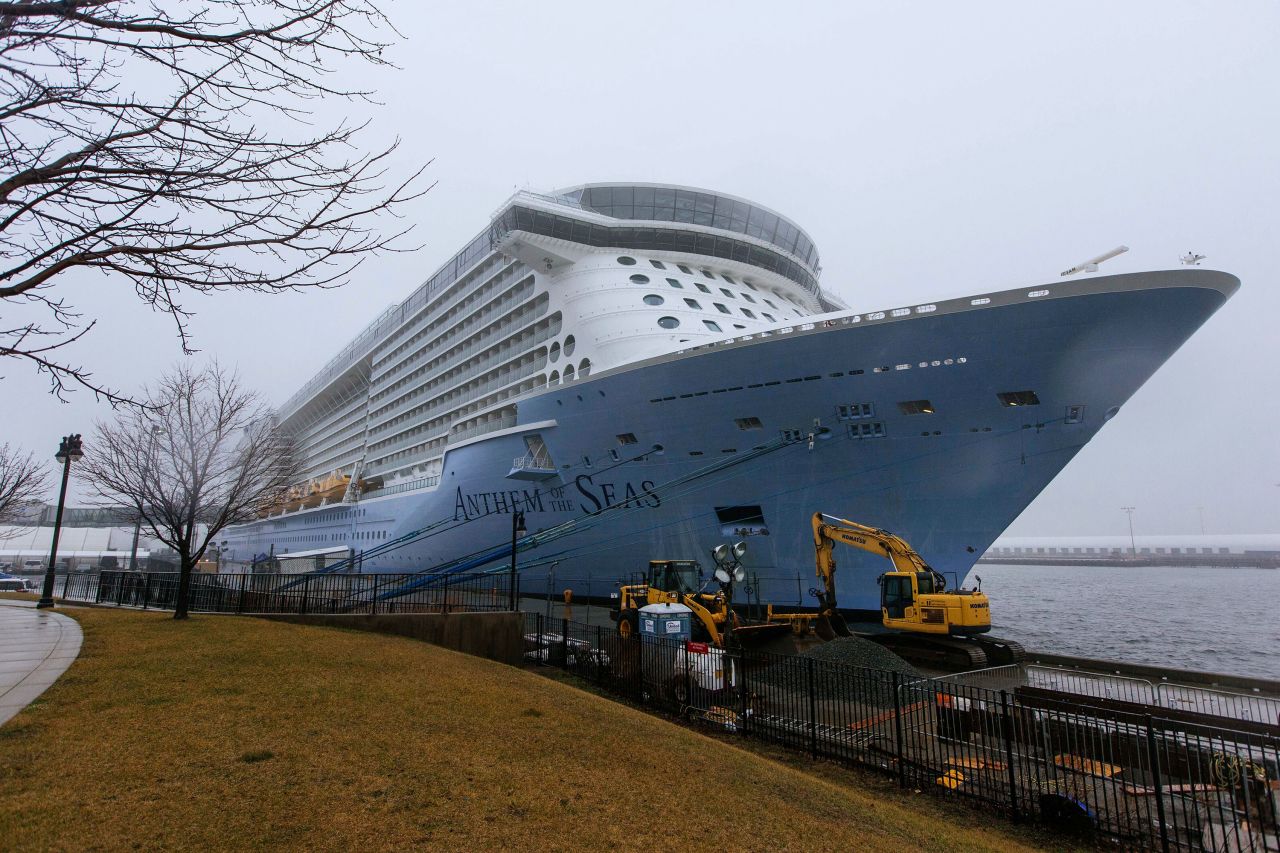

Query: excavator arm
[[810, 512, 947, 639]]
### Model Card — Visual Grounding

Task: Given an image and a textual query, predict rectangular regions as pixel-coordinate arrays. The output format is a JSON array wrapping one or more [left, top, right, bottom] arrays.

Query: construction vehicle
[[612, 549, 788, 649], [808, 512, 1025, 669]]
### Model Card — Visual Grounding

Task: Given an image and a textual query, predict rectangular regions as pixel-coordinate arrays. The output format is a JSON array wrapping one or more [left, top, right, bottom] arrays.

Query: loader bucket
[[815, 614, 836, 641]]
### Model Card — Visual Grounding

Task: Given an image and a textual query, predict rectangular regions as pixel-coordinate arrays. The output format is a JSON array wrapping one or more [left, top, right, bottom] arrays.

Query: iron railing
[[70, 570, 516, 616], [523, 613, 1280, 852]]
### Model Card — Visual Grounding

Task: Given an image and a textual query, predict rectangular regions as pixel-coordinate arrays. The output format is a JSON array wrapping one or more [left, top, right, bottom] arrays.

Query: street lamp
[[37, 434, 84, 608], [129, 425, 164, 571], [508, 510, 526, 611], [1121, 506, 1137, 559]]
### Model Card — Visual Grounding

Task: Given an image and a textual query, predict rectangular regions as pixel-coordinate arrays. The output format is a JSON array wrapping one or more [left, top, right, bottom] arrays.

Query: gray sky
[[5, 1, 1278, 537]]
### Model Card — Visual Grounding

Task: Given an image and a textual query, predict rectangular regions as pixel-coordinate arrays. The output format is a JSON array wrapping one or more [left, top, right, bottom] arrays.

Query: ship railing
[[359, 475, 441, 500], [511, 454, 554, 471], [370, 286, 534, 386], [368, 321, 547, 430]]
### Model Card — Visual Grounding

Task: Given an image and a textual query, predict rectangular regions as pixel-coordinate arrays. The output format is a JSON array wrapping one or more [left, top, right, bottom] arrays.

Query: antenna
[[1060, 245, 1129, 277]]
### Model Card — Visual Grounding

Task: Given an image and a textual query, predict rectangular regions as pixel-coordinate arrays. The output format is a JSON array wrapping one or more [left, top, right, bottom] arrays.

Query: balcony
[[507, 453, 557, 480]]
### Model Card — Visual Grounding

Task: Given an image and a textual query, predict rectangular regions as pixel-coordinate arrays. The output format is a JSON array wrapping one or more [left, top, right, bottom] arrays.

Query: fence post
[[1145, 716, 1170, 853], [684, 641, 692, 711], [739, 650, 749, 734], [62, 569, 71, 600], [236, 573, 247, 614], [595, 625, 604, 684], [116, 571, 126, 605], [636, 633, 644, 706], [141, 573, 151, 610], [1000, 690, 1020, 821], [300, 575, 310, 615], [807, 657, 819, 758], [892, 671, 906, 788], [95, 572, 105, 604], [561, 617, 569, 670]]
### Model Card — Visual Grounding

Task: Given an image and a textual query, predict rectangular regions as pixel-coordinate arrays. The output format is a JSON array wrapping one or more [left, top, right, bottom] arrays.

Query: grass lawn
[[0, 606, 1067, 851]]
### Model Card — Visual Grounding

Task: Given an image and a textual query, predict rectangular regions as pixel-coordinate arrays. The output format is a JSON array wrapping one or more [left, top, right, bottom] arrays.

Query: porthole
[[657, 316, 680, 329], [549, 370, 560, 384], [578, 358, 591, 377], [630, 273, 650, 284], [549, 341, 561, 362], [563, 364, 575, 381], [643, 294, 665, 306], [563, 335, 576, 357], [617, 256, 636, 266]]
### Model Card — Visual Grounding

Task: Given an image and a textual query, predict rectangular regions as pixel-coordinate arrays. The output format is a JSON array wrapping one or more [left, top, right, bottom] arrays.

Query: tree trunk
[[174, 552, 194, 620]]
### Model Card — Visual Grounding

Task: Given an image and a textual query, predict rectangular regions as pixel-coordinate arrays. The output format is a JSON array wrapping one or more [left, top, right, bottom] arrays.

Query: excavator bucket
[[816, 610, 853, 641], [831, 611, 853, 637], [817, 609, 853, 641]]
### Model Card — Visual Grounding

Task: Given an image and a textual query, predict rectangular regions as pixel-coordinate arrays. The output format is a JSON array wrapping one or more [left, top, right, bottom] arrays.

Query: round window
[[549, 341, 560, 362], [578, 358, 591, 376], [549, 370, 559, 384], [617, 256, 636, 266], [643, 294, 664, 306], [629, 273, 650, 284], [657, 316, 680, 329], [563, 364, 575, 381], [563, 335, 576, 357]]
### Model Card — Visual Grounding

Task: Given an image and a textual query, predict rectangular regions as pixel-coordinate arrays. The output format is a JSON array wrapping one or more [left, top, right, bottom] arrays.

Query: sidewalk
[[0, 600, 83, 726]]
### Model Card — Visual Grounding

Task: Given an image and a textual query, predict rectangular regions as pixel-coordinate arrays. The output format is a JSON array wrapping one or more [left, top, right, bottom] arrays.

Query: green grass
[[0, 606, 1069, 851]]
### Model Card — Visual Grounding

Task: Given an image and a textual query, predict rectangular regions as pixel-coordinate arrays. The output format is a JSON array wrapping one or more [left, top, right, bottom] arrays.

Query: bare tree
[[77, 363, 295, 618], [0, 442, 46, 535], [0, 1, 429, 402]]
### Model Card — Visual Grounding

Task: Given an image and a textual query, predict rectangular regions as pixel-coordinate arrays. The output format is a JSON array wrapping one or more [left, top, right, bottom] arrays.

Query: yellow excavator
[[804, 512, 1024, 669]]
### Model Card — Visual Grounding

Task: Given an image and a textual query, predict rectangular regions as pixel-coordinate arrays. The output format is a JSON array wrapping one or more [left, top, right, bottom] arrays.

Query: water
[[974, 563, 1280, 680]]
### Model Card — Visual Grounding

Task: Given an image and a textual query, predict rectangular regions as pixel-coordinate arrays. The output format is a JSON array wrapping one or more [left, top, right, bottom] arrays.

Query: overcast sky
[[5, 1, 1277, 537]]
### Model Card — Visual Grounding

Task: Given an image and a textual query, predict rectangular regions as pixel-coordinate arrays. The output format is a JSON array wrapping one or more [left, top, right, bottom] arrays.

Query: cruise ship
[[219, 183, 1239, 613]]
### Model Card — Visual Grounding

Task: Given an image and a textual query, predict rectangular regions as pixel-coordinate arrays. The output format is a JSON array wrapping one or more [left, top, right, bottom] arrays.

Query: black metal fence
[[70, 570, 515, 615], [523, 613, 1280, 852]]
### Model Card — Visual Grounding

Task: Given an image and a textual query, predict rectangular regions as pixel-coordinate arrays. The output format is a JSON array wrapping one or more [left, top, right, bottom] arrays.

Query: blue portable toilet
[[638, 602, 692, 641]]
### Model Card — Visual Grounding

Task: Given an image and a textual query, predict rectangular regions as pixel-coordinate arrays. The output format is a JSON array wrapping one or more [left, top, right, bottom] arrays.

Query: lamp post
[[1121, 506, 1137, 559], [37, 434, 84, 609], [128, 425, 163, 571], [509, 510, 526, 611]]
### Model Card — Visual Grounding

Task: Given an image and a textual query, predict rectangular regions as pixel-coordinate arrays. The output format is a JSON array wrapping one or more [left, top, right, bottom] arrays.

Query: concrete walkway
[[0, 600, 83, 726]]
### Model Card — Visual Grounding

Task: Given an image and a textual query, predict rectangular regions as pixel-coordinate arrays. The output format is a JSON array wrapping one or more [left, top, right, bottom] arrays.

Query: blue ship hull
[[222, 270, 1236, 613]]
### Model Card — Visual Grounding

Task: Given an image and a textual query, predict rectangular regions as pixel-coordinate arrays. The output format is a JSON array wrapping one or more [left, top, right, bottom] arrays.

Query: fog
[[5, 1, 1277, 538]]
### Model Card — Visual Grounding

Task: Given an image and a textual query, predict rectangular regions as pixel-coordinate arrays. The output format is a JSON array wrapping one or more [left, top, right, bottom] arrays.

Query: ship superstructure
[[221, 183, 1238, 613]]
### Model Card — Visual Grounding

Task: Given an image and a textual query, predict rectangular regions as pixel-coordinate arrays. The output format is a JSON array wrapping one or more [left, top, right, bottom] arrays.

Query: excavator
[[804, 512, 1025, 669]]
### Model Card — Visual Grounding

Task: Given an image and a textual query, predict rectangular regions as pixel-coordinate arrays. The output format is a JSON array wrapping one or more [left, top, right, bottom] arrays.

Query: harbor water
[[975, 563, 1280, 680]]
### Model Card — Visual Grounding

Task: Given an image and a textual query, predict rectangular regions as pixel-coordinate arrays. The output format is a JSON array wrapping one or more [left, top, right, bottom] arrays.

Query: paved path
[[0, 601, 83, 726]]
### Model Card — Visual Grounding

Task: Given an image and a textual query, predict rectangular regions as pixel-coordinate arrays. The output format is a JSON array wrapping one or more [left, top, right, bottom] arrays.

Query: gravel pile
[[800, 637, 921, 678], [749, 637, 921, 707]]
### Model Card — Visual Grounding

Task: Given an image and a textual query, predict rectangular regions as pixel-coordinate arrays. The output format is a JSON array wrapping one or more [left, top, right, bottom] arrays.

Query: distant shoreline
[[977, 556, 1279, 569]]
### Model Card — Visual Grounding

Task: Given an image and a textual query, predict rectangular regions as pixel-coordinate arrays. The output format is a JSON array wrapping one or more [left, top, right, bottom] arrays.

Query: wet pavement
[[0, 600, 83, 726]]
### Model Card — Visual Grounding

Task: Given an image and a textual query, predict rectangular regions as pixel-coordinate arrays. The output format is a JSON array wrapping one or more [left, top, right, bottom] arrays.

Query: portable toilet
[[638, 602, 692, 641]]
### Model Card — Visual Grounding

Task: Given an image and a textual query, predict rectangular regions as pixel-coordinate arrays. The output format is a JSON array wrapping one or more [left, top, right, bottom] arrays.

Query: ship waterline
[[221, 184, 1238, 613]]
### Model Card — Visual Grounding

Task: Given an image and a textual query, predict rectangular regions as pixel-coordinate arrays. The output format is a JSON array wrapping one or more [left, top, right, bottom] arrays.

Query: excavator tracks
[[861, 633, 989, 672], [972, 635, 1027, 666]]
